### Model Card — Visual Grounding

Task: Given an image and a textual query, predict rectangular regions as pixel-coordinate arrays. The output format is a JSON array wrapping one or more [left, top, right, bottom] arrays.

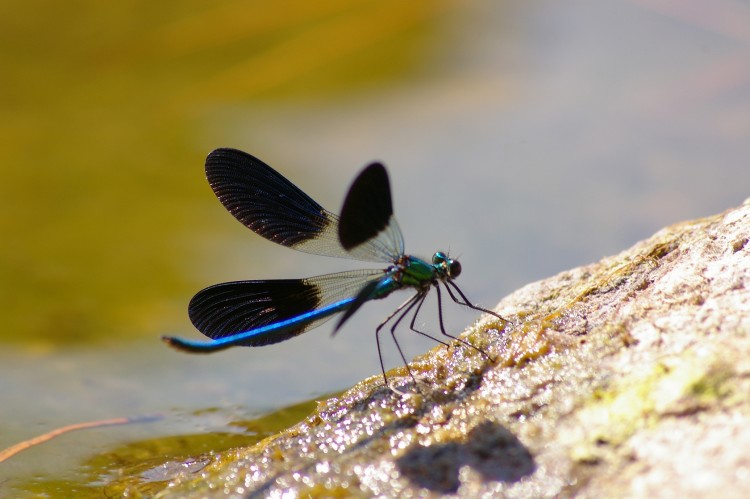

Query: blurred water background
[[1, 0, 748, 492]]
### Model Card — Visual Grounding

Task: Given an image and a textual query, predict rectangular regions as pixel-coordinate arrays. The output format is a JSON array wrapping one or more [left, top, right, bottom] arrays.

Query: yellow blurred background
[[0, 0, 459, 346]]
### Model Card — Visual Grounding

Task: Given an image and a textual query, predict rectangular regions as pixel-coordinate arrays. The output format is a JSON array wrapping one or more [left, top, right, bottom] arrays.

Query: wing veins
[[188, 269, 385, 345]]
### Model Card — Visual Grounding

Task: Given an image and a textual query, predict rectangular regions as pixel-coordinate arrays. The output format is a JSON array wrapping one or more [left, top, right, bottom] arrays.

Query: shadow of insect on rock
[[395, 420, 535, 493]]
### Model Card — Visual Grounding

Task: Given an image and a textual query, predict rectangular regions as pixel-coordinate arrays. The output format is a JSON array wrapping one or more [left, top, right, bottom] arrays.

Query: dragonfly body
[[163, 148, 506, 384], [167, 253, 453, 350]]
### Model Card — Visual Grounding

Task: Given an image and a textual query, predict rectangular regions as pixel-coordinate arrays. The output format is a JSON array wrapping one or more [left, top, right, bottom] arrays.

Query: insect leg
[[435, 282, 494, 361], [444, 280, 508, 324], [375, 292, 424, 386]]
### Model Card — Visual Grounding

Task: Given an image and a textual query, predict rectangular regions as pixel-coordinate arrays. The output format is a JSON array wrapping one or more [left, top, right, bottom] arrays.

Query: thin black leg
[[405, 292, 451, 348], [445, 279, 508, 323], [375, 292, 423, 386], [436, 282, 494, 361]]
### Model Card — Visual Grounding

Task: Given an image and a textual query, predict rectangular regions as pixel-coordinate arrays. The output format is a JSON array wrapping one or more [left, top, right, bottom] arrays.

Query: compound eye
[[448, 260, 462, 278], [432, 252, 447, 265]]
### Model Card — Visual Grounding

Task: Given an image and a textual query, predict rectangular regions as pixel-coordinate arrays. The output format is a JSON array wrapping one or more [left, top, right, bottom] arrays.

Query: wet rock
[[159, 198, 750, 498]]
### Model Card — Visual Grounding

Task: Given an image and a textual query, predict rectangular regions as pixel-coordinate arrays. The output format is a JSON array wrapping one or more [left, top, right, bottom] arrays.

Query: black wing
[[205, 148, 404, 262], [338, 162, 404, 258], [188, 269, 384, 346]]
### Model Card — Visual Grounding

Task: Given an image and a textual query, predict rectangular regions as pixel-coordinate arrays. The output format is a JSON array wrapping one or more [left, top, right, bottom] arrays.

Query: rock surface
[[158, 199, 750, 498]]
